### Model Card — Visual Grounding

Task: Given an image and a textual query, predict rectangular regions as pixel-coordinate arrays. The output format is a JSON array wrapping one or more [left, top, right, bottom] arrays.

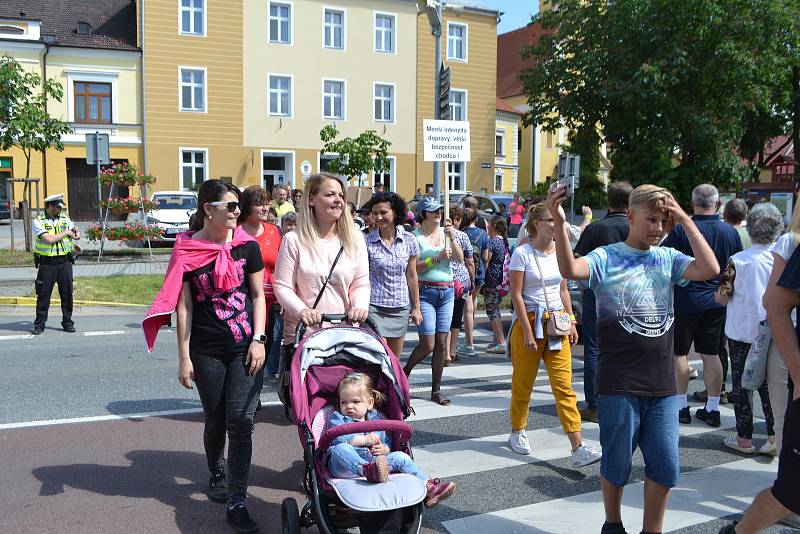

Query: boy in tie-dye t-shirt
[[544, 184, 720, 534]]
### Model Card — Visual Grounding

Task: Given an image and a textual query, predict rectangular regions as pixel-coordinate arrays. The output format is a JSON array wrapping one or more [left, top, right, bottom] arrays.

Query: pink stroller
[[281, 314, 426, 534]]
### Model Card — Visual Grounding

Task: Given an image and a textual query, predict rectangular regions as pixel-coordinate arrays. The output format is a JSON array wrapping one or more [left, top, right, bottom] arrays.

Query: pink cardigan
[[273, 232, 370, 342], [142, 227, 255, 352]]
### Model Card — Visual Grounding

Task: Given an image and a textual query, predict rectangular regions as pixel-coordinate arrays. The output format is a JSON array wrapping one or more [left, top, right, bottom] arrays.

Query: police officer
[[32, 194, 79, 335]]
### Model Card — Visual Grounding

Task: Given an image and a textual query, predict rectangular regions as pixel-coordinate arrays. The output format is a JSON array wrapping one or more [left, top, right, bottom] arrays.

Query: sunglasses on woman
[[208, 201, 240, 213]]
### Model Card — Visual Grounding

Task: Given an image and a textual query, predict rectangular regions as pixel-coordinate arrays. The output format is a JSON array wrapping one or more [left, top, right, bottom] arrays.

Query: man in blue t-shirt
[[719, 245, 800, 533], [662, 184, 741, 427], [547, 183, 719, 534]]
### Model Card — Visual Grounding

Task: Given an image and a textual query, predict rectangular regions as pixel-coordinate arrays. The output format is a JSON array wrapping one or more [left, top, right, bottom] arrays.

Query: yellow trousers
[[509, 311, 581, 434]]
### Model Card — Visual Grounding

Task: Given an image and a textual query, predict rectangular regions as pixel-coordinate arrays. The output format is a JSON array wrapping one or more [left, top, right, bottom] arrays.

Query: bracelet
[[425, 257, 434, 268], [569, 314, 576, 321], [584, 215, 592, 221], [688, 233, 703, 243]]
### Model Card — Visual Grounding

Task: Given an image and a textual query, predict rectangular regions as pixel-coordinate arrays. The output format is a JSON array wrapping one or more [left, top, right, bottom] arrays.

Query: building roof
[[497, 21, 553, 99], [496, 97, 523, 115], [763, 136, 795, 167], [0, 0, 138, 51]]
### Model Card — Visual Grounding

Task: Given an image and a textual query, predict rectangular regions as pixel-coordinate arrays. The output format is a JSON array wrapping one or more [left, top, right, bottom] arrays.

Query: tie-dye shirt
[[585, 242, 693, 396], [184, 240, 264, 356]]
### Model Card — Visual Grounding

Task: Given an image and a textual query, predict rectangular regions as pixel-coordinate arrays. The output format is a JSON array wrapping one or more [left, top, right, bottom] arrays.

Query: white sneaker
[[571, 444, 602, 468], [758, 440, 778, 457], [486, 343, 506, 354], [507, 430, 531, 455], [456, 344, 476, 357], [779, 514, 800, 528]]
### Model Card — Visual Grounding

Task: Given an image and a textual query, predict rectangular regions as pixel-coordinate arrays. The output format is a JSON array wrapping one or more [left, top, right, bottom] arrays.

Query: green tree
[[520, 0, 793, 206], [564, 126, 606, 209], [0, 56, 71, 178], [319, 124, 391, 182]]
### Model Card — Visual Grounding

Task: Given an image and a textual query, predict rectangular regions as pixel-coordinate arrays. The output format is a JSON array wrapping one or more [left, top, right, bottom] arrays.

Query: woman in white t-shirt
[[506, 203, 601, 468]]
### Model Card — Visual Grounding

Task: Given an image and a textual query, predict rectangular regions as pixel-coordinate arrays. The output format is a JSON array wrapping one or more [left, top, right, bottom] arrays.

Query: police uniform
[[32, 194, 76, 334]]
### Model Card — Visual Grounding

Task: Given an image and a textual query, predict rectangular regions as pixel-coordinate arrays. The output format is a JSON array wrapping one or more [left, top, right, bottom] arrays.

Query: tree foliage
[[520, 0, 799, 206], [319, 124, 391, 181], [0, 56, 71, 178]]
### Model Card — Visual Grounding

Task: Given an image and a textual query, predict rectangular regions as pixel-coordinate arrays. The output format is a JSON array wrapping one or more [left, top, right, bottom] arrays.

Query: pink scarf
[[142, 226, 255, 353]]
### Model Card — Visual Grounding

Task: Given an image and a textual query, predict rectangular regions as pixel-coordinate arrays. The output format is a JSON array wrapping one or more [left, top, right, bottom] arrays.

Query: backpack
[[467, 228, 486, 277], [498, 243, 511, 297]]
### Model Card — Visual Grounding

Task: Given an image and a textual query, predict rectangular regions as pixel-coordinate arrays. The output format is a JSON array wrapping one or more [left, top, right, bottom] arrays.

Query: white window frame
[[179, 147, 209, 191], [322, 7, 346, 50], [494, 172, 503, 193], [495, 129, 505, 157], [373, 12, 396, 54], [446, 22, 468, 62], [447, 162, 465, 191], [373, 155, 396, 192], [267, 73, 293, 117], [373, 82, 395, 123], [261, 149, 296, 189], [317, 152, 339, 173], [64, 70, 120, 124], [322, 78, 346, 121], [178, 0, 206, 37], [448, 88, 467, 121], [178, 66, 207, 113], [268, 1, 292, 45]]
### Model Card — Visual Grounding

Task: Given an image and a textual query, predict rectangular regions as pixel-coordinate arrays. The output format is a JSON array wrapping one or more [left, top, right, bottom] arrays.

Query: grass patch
[[27, 274, 163, 305], [0, 250, 35, 266]]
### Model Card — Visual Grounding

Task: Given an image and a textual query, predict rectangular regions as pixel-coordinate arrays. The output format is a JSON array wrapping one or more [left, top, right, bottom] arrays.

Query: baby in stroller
[[327, 372, 456, 508]]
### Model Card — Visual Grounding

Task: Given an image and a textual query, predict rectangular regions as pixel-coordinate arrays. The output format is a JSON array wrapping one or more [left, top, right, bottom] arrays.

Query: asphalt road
[[0, 308, 795, 534]]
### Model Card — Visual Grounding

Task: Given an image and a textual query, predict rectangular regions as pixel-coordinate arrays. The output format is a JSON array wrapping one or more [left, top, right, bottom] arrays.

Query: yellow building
[[416, 3, 499, 195], [0, 3, 143, 220], [494, 98, 522, 192], [243, 0, 419, 197]]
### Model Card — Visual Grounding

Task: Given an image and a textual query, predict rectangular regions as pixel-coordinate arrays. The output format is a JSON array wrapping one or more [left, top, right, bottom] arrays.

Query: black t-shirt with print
[[183, 241, 264, 357]]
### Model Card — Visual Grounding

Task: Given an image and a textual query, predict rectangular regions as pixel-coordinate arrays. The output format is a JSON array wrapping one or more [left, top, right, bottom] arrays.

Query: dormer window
[[77, 22, 92, 35], [0, 25, 24, 35]]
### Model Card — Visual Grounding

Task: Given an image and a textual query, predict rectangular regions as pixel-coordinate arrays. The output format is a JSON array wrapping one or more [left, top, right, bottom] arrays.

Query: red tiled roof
[[0, 0, 138, 51], [497, 21, 554, 99], [763, 136, 794, 167], [496, 97, 523, 115]]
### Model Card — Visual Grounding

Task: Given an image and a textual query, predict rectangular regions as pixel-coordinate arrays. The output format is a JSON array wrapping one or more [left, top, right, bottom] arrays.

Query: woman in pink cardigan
[[273, 173, 370, 345]]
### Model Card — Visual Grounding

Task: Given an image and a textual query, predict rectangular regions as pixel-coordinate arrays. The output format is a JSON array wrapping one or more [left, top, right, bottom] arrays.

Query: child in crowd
[[545, 184, 719, 534], [326, 373, 456, 508]]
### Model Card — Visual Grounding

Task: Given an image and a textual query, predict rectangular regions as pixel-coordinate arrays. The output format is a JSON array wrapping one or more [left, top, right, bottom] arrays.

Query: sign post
[[85, 132, 110, 223]]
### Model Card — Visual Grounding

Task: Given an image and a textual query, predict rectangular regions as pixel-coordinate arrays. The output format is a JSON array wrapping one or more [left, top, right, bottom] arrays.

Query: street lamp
[[417, 1, 464, 200]]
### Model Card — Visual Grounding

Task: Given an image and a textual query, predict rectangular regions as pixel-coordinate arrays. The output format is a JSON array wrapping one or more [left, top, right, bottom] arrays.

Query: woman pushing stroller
[[326, 372, 456, 508]]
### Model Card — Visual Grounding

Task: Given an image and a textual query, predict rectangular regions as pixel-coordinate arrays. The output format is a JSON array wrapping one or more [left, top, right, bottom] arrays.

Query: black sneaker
[[63, 324, 76, 333], [601, 521, 628, 534], [678, 407, 692, 424], [208, 471, 228, 503], [32, 326, 44, 335], [227, 503, 259, 533], [717, 522, 737, 533], [696, 407, 721, 427]]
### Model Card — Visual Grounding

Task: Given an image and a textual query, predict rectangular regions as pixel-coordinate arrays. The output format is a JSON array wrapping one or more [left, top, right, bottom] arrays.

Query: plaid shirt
[[366, 226, 420, 308]]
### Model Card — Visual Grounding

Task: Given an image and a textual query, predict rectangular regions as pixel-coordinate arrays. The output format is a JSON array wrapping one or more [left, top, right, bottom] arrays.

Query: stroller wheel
[[281, 497, 301, 534]]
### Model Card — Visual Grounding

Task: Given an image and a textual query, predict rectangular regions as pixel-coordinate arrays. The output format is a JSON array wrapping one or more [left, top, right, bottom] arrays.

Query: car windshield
[[154, 196, 197, 210]]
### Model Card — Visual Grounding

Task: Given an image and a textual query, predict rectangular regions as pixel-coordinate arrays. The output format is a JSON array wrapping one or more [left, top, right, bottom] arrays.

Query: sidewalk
[[0, 259, 168, 282]]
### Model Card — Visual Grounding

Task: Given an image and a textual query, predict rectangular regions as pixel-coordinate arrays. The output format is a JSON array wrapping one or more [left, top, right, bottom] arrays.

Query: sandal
[[444, 358, 453, 367], [431, 391, 451, 406]]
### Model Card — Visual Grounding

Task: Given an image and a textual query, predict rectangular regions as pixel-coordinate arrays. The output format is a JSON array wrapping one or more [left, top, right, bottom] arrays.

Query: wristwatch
[[253, 333, 267, 344]]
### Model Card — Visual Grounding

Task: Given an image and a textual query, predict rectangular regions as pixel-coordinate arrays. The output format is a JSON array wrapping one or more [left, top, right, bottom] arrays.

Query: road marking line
[[0, 334, 34, 341], [442, 456, 778, 534], [83, 329, 129, 336], [0, 398, 283, 430]]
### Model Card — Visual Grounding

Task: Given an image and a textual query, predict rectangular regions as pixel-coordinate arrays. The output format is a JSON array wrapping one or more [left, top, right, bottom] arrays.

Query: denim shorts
[[597, 393, 680, 488], [418, 285, 454, 336]]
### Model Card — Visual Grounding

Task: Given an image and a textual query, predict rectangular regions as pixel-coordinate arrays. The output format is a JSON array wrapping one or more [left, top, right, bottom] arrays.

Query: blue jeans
[[191, 351, 263, 506], [327, 443, 427, 480], [266, 304, 283, 375], [418, 285, 454, 336], [598, 394, 680, 488], [582, 290, 598, 409]]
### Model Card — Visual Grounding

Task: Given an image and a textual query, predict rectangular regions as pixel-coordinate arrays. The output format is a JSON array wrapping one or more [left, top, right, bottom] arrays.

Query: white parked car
[[128, 191, 197, 242]]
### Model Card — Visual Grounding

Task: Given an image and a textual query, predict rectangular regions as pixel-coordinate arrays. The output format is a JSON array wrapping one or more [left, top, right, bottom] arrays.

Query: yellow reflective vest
[[34, 214, 74, 257]]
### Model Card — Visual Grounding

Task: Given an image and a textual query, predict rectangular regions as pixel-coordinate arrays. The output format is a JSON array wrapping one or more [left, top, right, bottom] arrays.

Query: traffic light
[[438, 63, 451, 120]]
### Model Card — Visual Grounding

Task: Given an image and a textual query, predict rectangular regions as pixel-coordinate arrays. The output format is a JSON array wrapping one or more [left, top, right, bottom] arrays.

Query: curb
[[0, 296, 147, 308]]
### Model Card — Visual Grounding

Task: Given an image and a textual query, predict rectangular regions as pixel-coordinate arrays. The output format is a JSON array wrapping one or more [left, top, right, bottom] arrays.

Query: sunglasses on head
[[208, 201, 239, 213]]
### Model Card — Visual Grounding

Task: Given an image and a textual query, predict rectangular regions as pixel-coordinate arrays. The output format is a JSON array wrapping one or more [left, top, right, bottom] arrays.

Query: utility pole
[[432, 0, 444, 200]]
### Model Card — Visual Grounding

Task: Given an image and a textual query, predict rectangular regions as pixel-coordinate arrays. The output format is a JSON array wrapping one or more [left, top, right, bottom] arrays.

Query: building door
[[263, 154, 288, 193], [66, 158, 128, 221]]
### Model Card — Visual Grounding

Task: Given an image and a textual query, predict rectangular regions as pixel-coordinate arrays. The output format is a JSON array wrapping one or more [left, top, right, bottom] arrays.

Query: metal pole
[[95, 132, 102, 224], [7, 179, 14, 251], [432, 2, 443, 200]]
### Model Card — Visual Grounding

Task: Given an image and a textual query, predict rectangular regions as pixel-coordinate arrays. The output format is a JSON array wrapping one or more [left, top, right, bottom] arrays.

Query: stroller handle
[[317, 419, 414, 455], [294, 313, 381, 347]]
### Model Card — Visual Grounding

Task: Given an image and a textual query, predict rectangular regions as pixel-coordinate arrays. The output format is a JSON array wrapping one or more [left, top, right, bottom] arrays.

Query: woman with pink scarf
[[143, 179, 266, 534]]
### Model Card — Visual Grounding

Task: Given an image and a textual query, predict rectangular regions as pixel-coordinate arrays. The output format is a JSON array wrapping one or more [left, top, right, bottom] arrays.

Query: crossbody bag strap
[[531, 247, 553, 312], [312, 246, 345, 310]]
